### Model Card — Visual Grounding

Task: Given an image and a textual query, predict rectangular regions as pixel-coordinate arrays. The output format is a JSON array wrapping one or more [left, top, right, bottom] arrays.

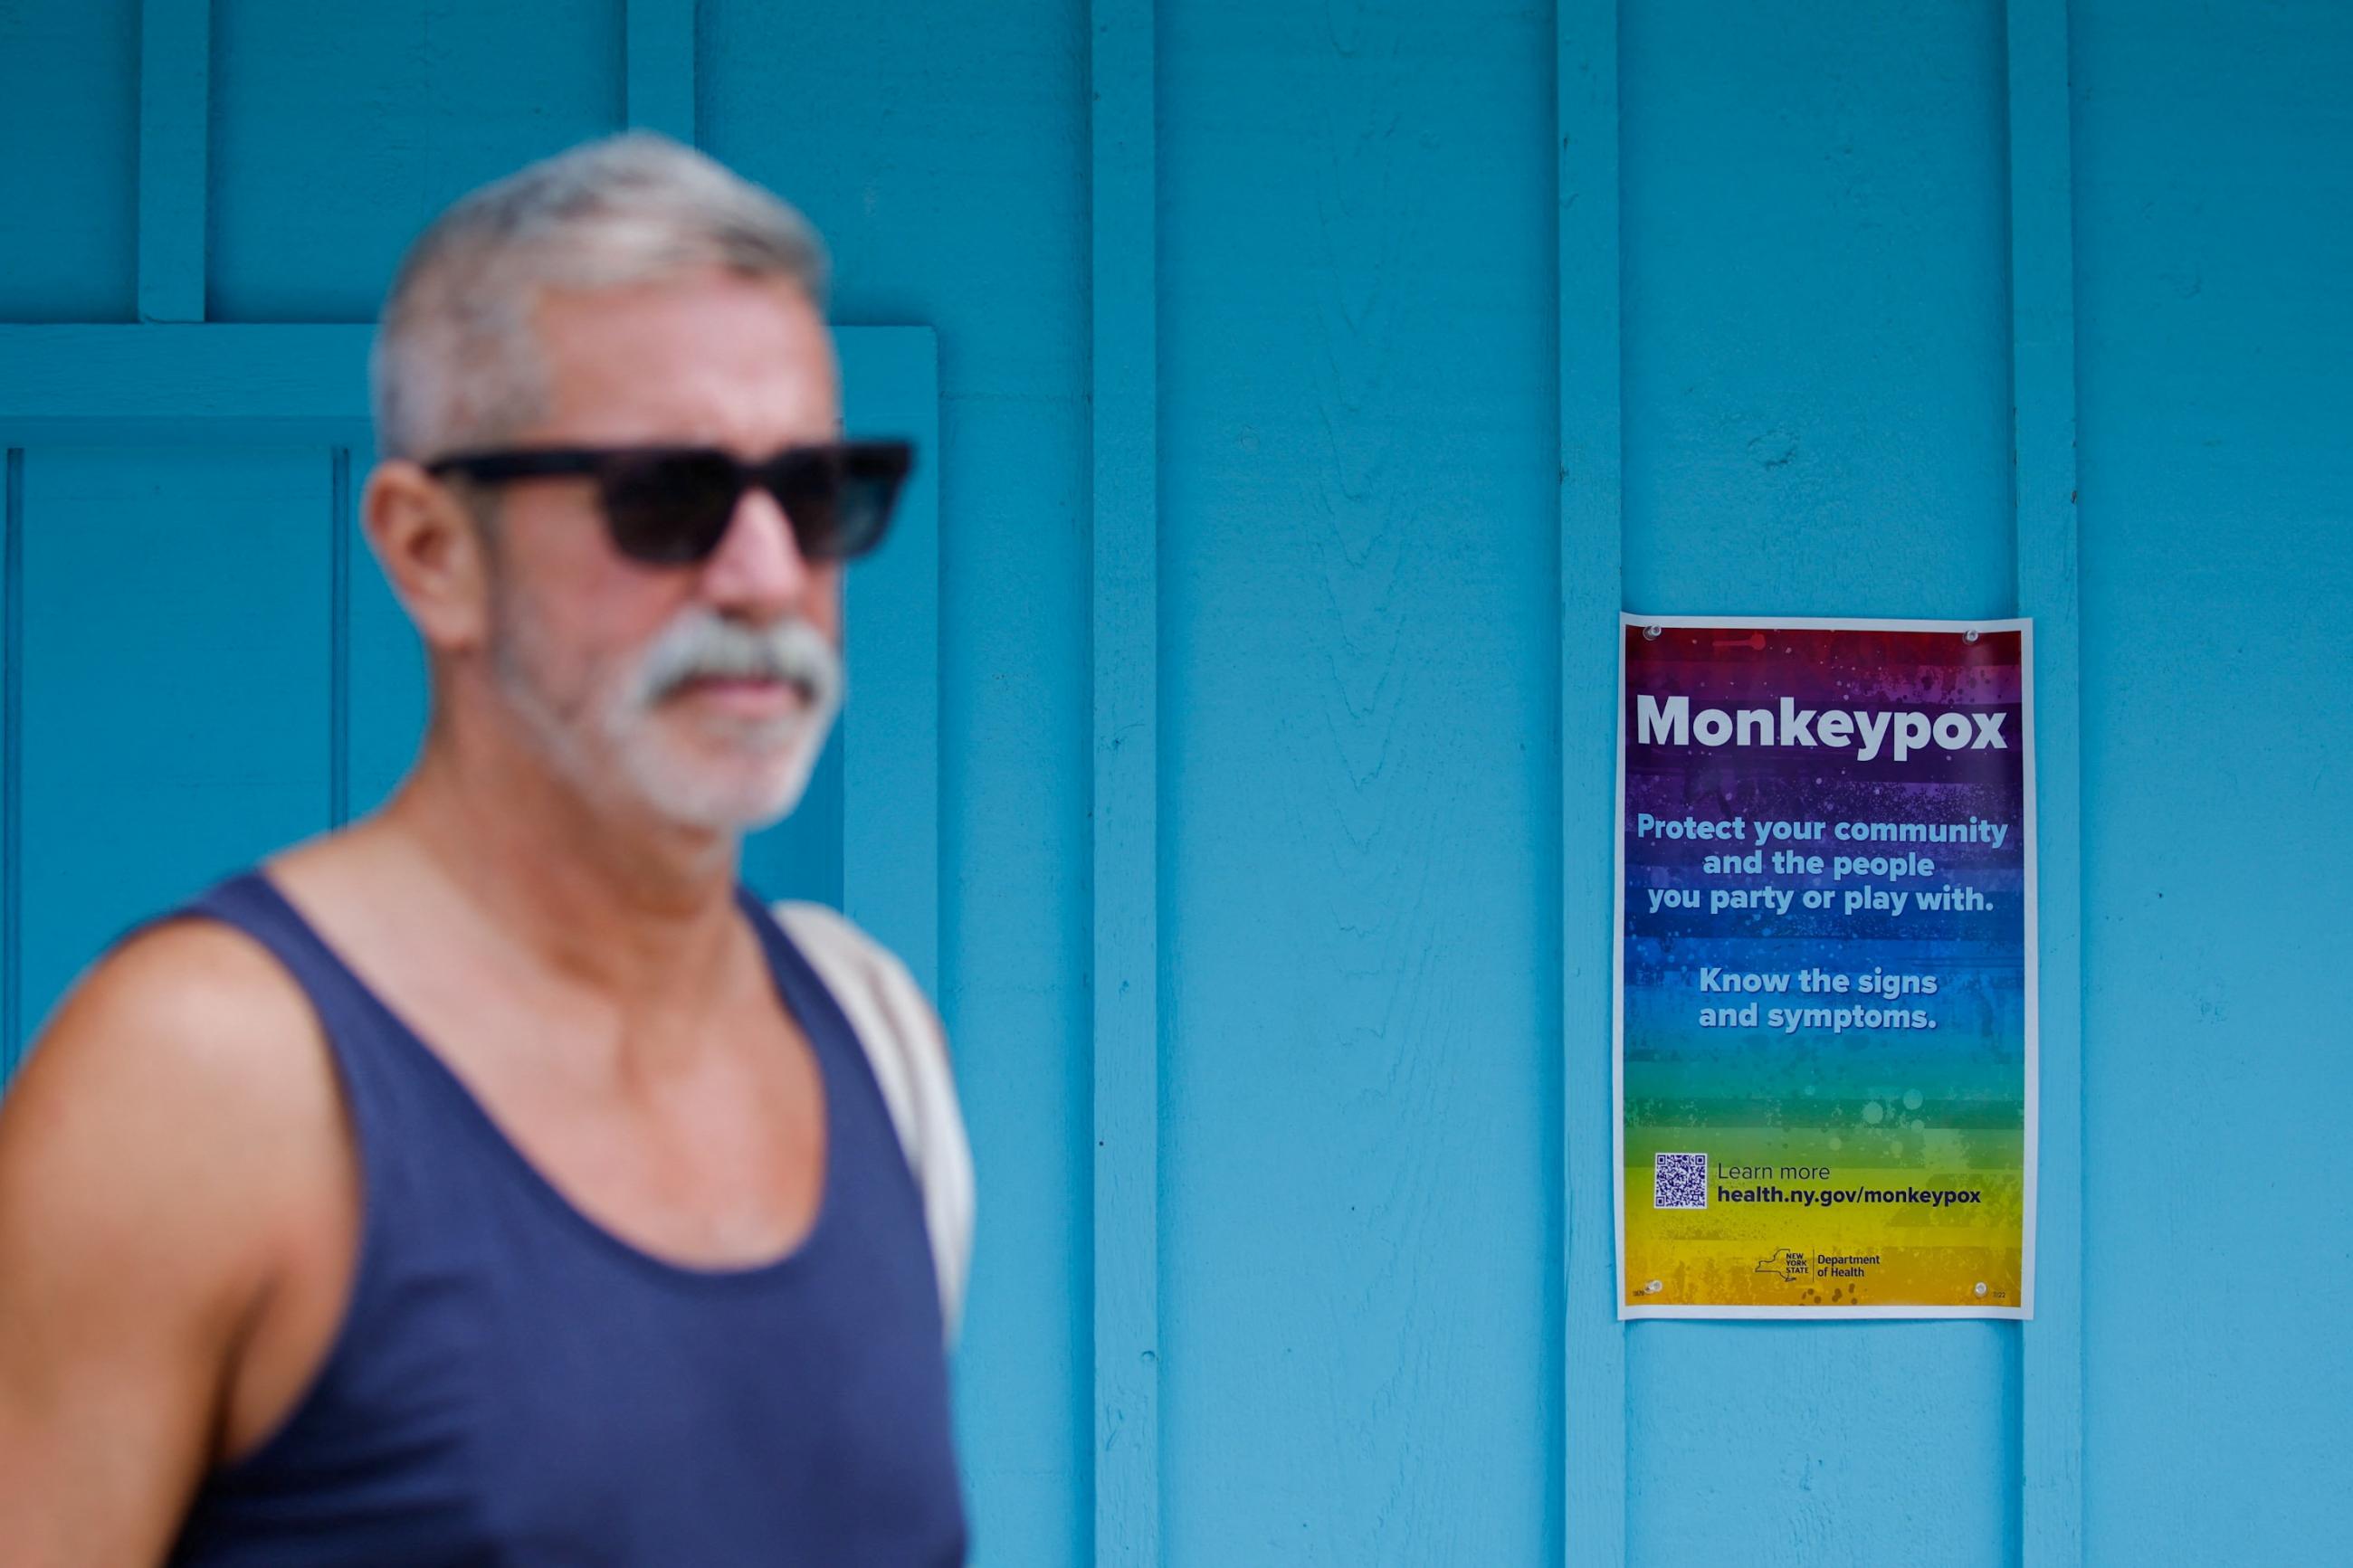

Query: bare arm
[[0, 922, 337, 1567]]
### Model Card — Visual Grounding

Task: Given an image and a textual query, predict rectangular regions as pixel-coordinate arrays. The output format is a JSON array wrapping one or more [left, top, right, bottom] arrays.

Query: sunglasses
[[423, 440, 915, 566]]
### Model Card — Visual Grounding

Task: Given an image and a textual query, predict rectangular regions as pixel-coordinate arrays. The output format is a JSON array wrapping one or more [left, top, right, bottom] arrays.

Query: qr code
[[1653, 1152, 1709, 1210]]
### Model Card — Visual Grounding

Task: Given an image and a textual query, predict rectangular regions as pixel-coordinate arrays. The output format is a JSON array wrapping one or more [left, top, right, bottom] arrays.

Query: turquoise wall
[[0, 1, 2345, 1563]]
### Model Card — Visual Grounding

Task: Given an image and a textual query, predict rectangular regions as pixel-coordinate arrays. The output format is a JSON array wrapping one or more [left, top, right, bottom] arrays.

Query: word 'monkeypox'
[[1636, 694, 2009, 764]]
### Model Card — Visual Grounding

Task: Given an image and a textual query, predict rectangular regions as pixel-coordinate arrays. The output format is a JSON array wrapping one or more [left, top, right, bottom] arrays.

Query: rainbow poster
[[1615, 615, 2035, 1319]]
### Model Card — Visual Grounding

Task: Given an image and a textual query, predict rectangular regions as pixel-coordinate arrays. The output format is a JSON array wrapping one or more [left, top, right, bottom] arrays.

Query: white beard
[[491, 594, 844, 834]]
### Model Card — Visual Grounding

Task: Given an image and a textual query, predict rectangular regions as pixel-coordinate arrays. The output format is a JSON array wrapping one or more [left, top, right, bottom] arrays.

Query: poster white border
[[1612, 613, 2039, 1323]]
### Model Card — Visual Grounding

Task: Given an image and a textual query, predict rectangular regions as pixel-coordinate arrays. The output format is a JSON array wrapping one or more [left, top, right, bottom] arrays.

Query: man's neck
[[375, 721, 750, 1009]]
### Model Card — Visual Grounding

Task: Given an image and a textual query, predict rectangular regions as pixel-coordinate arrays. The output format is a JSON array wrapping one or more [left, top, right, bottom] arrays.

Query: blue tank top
[[162, 871, 968, 1567]]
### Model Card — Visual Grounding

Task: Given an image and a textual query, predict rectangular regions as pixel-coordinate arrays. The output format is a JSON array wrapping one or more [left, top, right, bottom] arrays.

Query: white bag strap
[[774, 901, 973, 1343]]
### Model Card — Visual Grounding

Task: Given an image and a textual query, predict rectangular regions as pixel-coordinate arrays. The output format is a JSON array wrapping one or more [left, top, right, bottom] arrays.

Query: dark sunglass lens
[[769, 449, 845, 561], [772, 444, 907, 561], [830, 468, 900, 558], [600, 451, 742, 564]]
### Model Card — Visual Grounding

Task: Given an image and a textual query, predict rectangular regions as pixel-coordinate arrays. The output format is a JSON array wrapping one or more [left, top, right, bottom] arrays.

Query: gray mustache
[[629, 613, 842, 707]]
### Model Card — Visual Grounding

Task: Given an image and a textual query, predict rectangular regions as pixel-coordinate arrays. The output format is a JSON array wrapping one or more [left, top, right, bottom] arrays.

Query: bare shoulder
[[0, 914, 343, 1335], [5, 914, 331, 1150], [0, 916, 351, 1561]]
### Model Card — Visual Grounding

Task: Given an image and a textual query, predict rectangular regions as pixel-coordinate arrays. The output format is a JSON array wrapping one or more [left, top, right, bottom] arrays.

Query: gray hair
[[370, 133, 831, 461]]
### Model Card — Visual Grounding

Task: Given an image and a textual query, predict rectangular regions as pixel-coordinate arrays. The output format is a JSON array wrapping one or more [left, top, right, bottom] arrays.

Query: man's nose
[[699, 483, 814, 617]]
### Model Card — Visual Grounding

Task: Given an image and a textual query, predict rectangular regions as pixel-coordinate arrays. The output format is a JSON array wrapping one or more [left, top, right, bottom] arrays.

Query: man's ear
[[361, 461, 494, 652]]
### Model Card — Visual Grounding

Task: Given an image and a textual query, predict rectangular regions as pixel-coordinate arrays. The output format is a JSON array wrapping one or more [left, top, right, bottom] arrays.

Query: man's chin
[[624, 749, 822, 836]]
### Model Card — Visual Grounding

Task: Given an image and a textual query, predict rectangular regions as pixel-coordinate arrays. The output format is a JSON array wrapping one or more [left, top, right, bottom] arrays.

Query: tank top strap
[[169, 870, 448, 1213], [734, 888, 863, 1075], [731, 886, 933, 1231]]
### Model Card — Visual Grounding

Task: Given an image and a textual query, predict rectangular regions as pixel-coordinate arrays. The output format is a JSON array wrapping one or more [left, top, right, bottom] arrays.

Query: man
[[0, 135, 971, 1565]]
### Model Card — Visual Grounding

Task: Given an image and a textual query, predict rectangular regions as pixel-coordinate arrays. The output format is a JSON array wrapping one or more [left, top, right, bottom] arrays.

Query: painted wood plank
[[329, 446, 351, 826], [1090, 0, 1159, 1557], [0, 327, 375, 432], [1559, 0, 1628, 1562], [0, 326, 923, 431], [1617, 9, 2018, 1563], [1158, 0, 1557, 1556], [0, 0, 140, 320], [2005, 0, 2084, 1561], [14, 446, 333, 1054], [625, 0, 697, 144], [2, 451, 20, 1079], [840, 328, 942, 998], [2067, 7, 2353, 1557], [205, 0, 622, 321], [138, 0, 209, 322]]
